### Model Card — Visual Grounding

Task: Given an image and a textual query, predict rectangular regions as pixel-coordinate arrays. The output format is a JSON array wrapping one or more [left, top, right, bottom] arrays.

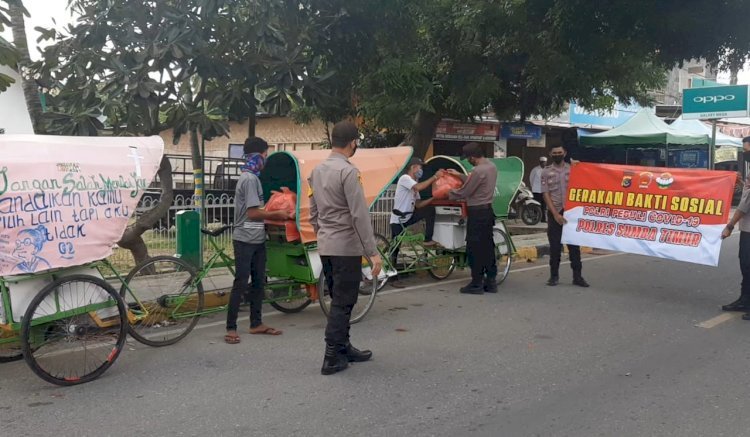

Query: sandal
[[249, 326, 283, 336], [224, 331, 241, 344]]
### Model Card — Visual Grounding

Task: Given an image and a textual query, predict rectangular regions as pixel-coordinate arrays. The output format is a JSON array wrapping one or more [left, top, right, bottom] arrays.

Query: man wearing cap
[[446, 142, 499, 294], [309, 121, 383, 375], [530, 157, 547, 223], [389, 157, 445, 275]]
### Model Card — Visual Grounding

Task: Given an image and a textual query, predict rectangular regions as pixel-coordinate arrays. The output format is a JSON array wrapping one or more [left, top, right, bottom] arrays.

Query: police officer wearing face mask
[[447, 142, 499, 294], [542, 144, 589, 288], [309, 121, 383, 375], [721, 136, 750, 319]]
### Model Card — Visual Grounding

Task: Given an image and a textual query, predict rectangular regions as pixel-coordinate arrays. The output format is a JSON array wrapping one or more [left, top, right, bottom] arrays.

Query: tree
[[7, 0, 42, 133], [0, 1, 19, 92], [308, 0, 750, 158], [34, 0, 338, 264]]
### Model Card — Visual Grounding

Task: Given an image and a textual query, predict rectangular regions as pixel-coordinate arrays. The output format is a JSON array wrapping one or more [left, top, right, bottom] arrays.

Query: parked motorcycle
[[509, 182, 543, 225]]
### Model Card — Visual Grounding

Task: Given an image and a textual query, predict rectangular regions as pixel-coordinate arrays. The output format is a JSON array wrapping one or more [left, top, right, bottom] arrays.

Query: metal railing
[[110, 185, 400, 271]]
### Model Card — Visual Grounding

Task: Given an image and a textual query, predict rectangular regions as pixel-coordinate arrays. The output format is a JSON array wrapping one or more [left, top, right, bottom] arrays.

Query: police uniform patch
[[357, 173, 363, 186]]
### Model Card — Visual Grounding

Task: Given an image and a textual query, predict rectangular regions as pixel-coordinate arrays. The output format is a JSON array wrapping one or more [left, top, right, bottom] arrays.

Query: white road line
[[695, 312, 742, 329], [186, 252, 626, 332]]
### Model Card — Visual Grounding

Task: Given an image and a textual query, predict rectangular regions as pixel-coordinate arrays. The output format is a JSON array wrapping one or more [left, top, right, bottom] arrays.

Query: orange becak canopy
[[260, 147, 413, 244]]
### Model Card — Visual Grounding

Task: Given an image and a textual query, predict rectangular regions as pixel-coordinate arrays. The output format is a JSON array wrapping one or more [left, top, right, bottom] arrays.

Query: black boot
[[573, 276, 590, 288], [722, 298, 750, 312], [460, 281, 484, 295], [546, 276, 559, 286], [483, 277, 498, 293], [345, 343, 372, 362], [321, 344, 349, 375]]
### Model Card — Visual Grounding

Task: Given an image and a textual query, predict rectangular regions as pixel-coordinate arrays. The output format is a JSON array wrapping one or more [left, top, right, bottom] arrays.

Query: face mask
[[551, 155, 564, 164], [350, 143, 358, 157], [743, 150, 750, 161], [415, 169, 424, 180]]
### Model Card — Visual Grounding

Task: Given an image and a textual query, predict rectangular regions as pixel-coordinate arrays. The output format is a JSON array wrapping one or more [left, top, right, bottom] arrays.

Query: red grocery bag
[[432, 174, 464, 200], [265, 187, 300, 242]]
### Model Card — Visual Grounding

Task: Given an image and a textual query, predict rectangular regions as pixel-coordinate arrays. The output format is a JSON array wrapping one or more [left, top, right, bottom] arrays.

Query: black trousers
[[739, 231, 750, 300], [533, 193, 546, 222], [547, 210, 582, 278], [227, 240, 266, 331], [390, 206, 436, 266], [466, 205, 496, 284], [321, 256, 361, 347]]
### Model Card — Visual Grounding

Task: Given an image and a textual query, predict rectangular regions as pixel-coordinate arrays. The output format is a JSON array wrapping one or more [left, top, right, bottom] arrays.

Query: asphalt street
[[2, 235, 750, 437]]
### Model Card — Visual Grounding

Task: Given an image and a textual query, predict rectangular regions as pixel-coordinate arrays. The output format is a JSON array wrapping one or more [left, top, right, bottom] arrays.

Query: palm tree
[[7, 0, 42, 133]]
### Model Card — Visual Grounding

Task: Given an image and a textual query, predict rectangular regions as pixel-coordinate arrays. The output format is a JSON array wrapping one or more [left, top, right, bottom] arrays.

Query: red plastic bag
[[265, 187, 300, 242], [432, 174, 464, 200]]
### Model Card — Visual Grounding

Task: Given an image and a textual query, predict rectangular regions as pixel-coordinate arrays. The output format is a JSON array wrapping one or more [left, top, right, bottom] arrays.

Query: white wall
[[0, 65, 34, 134]]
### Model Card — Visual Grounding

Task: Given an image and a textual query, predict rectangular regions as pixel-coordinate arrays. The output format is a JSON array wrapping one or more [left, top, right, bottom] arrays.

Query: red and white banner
[[561, 163, 736, 266]]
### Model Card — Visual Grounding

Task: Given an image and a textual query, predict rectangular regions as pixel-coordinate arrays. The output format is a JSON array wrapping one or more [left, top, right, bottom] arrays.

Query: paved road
[[2, 236, 750, 437]]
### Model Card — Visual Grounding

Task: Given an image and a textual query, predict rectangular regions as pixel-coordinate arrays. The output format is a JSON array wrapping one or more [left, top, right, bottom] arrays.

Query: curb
[[514, 242, 593, 262]]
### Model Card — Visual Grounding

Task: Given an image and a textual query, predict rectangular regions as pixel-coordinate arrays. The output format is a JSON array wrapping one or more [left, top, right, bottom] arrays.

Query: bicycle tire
[[494, 229, 513, 284], [268, 282, 312, 313], [427, 249, 457, 280], [121, 256, 204, 347], [21, 275, 127, 386], [319, 262, 378, 324]]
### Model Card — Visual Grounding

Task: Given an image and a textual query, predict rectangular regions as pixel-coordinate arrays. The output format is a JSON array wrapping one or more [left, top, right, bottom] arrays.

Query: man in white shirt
[[529, 156, 547, 223], [389, 158, 444, 268]]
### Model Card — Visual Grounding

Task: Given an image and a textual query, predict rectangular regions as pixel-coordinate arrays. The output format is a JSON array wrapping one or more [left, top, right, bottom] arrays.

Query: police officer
[[309, 121, 383, 375], [542, 144, 589, 287], [447, 142, 499, 294]]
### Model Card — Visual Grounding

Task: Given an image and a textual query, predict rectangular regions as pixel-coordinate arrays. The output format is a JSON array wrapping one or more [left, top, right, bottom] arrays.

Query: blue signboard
[[500, 123, 542, 139], [569, 101, 641, 128]]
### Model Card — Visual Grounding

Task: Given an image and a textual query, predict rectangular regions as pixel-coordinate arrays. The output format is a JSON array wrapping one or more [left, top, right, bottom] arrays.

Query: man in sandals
[[309, 121, 383, 375], [225, 137, 291, 344]]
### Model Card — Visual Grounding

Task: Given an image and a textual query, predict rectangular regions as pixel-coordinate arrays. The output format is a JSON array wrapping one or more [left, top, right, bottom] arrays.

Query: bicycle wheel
[[121, 256, 204, 347], [428, 249, 457, 280], [0, 340, 23, 363], [494, 228, 513, 284], [319, 261, 378, 324], [268, 282, 312, 313], [359, 233, 390, 294], [21, 275, 127, 386]]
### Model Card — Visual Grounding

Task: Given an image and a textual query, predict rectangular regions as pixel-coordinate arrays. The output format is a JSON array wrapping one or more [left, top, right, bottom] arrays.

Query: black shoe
[[483, 278, 498, 293], [546, 276, 559, 286], [573, 277, 590, 288], [345, 343, 372, 362], [743, 313, 750, 321], [722, 298, 750, 312], [321, 344, 349, 375], [460, 282, 484, 295]]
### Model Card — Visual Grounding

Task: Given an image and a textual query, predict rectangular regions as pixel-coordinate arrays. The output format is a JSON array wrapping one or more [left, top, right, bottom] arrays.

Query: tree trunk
[[730, 67, 739, 85], [9, 1, 43, 134], [404, 110, 441, 159], [117, 156, 174, 266], [247, 103, 257, 137]]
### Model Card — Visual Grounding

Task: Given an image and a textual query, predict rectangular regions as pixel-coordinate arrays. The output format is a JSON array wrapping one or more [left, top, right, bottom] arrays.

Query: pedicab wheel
[[427, 250, 457, 280], [0, 345, 23, 363], [21, 275, 127, 386], [319, 260, 378, 324], [268, 282, 312, 313], [121, 256, 204, 347], [494, 228, 513, 284], [359, 234, 390, 294]]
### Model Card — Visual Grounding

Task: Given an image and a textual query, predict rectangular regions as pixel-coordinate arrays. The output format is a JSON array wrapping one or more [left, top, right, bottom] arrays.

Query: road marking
[[695, 312, 741, 329], [184, 252, 626, 333]]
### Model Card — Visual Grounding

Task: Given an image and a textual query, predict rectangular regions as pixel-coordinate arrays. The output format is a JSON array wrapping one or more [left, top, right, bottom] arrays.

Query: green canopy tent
[[578, 109, 709, 146], [578, 109, 710, 167]]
